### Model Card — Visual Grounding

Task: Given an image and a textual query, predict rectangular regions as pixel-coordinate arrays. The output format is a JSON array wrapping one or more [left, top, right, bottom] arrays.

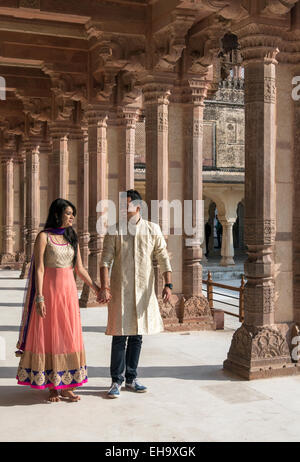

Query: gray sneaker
[[125, 379, 147, 393], [107, 382, 121, 398]]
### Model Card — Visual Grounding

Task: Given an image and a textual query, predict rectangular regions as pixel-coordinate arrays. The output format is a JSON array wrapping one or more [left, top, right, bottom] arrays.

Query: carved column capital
[[142, 78, 172, 106], [235, 24, 281, 65], [171, 76, 212, 106], [115, 106, 141, 129], [84, 104, 109, 127]]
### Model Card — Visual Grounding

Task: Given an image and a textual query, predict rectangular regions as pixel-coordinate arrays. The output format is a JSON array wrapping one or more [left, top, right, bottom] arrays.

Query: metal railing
[[202, 271, 245, 322]]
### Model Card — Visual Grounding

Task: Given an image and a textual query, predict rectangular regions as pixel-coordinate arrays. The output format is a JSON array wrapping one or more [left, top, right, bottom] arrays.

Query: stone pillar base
[[0, 262, 22, 270], [0, 253, 16, 264], [79, 283, 99, 308], [223, 358, 300, 379], [159, 294, 182, 331], [223, 324, 296, 380], [179, 294, 215, 331], [159, 293, 215, 331], [220, 257, 235, 266], [19, 261, 31, 279]]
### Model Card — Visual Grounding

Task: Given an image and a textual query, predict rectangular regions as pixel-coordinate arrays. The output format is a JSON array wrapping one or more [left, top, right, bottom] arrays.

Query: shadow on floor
[[82, 326, 106, 333], [0, 326, 20, 332], [1, 364, 242, 383], [0, 277, 22, 280], [0, 287, 25, 291], [0, 385, 110, 406]]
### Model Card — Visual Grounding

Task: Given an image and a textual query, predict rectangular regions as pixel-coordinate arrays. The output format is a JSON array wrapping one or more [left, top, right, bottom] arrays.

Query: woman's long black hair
[[44, 198, 78, 268]]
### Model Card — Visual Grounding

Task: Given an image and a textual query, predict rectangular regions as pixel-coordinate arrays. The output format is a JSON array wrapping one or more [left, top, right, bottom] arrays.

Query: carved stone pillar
[[15, 148, 26, 265], [0, 152, 15, 265], [223, 45, 292, 378], [20, 139, 41, 278], [294, 79, 300, 328], [219, 217, 235, 266], [49, 122, 70, 201], [293, 61, 300, 342], [74, 124, 89, 290], [117, 106, 140, 193], [180, 79, 215, 330], [143, 79, 171, 296], [80, 106, 108, 307]]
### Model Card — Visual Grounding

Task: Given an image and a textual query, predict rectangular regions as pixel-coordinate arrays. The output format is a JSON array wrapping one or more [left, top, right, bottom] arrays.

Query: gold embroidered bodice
[[44, 232, 75, 268]]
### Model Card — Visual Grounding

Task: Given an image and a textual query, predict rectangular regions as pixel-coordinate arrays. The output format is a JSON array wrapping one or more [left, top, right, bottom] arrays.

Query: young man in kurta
[[98, 189, 173, 398]]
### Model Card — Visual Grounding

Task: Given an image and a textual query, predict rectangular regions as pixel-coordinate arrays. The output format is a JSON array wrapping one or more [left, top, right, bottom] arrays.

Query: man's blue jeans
[[110, 335, 143, 385]]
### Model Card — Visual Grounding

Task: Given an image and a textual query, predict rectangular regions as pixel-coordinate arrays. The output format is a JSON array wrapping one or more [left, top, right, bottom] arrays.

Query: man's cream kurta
[[100, 217, 172, 335]]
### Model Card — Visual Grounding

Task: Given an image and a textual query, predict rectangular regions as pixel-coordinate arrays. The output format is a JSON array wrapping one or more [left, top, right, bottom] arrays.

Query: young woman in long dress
[[16, 198, 100, 402]]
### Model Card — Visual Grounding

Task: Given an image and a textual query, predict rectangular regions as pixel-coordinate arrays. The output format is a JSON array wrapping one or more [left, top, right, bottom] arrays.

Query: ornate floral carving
[[180, 295, 211, 321], [159, 299, 177, 321], [227, 324, 290, 363]]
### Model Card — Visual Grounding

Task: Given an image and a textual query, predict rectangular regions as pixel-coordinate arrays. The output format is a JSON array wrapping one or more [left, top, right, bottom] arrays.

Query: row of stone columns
[[0, 76, 232, 333], [0, 74, 216, 332]]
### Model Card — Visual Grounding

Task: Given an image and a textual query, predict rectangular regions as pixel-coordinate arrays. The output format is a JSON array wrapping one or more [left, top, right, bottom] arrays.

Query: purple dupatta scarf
[[15, 227, 66, 356]]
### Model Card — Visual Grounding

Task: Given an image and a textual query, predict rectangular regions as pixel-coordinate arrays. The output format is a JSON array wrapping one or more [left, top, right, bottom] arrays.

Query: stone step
[[202, 265, 245, 281]]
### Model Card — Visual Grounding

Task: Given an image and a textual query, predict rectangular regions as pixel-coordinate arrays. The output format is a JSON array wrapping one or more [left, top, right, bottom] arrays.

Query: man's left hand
[[162, 287, 172, 303]]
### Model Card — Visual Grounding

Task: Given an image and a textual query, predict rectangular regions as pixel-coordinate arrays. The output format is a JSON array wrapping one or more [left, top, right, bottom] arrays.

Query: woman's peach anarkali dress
[[16, 232, 87, 389]]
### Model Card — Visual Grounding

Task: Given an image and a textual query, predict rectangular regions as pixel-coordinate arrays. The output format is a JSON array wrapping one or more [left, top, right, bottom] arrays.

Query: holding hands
[[91, 281, 112, 305], [97, 287, 112, 305]]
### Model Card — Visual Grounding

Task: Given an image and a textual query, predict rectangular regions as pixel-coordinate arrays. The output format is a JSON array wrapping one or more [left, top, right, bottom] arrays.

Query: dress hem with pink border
[[16, 377, 88, 390]]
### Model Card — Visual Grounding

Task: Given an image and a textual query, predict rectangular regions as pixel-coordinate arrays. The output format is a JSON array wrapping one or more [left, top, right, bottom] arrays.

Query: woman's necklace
[[52, 234, 66, 244]]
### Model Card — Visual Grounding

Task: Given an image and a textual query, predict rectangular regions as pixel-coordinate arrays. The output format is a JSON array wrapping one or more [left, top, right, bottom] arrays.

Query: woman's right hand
[[36, 301, 46, 318]]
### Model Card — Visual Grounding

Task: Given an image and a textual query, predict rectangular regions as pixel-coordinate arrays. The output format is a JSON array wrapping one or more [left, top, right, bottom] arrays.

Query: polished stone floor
[[0, 269, 299, 442]]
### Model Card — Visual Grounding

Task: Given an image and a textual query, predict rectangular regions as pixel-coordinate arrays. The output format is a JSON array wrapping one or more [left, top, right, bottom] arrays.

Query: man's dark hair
[[126, 189, 142, 205]]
